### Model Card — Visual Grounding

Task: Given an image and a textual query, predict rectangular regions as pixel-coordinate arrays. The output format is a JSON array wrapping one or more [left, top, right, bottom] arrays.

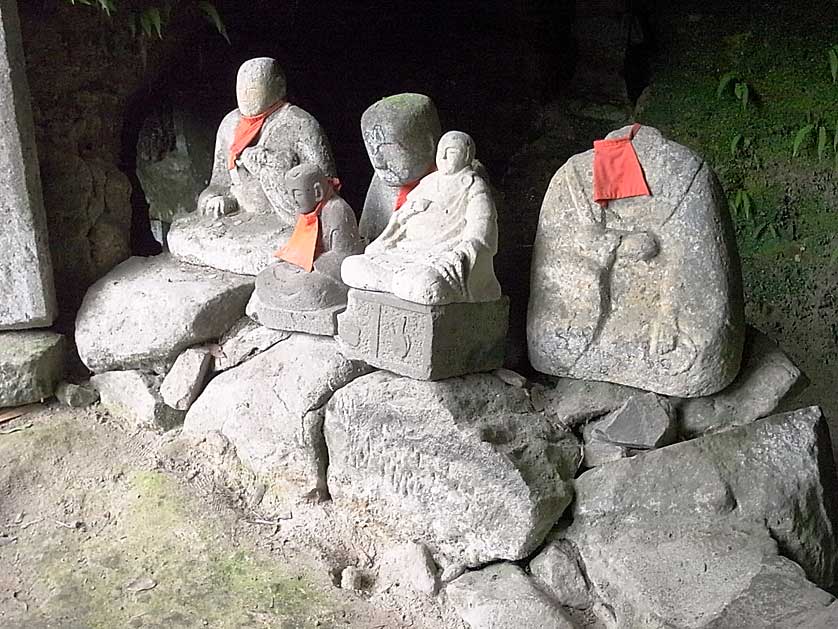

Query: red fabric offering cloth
[[592, 123, 651, 207], [274, 183, 337, 272], [228, 100, 286, 170]]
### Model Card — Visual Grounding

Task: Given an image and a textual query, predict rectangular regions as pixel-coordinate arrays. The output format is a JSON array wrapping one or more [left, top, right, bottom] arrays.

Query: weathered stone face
[[0, 0, 55, 330], [235, 57, 286, 117], [528, 125, 745, 397], [324, 372, 581, 567]]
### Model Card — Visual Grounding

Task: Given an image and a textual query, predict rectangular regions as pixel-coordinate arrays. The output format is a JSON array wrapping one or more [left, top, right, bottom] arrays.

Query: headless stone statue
[[342, 131, 502, 306], [527, 125, 745, 397], [359, 93, 441, 243], [167, 57, 337, 275], [337, 131, 508, 380], [247, 164, 361, 335]]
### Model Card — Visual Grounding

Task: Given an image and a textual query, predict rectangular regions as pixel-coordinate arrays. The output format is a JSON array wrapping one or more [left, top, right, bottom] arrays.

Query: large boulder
[[528, 125, 744, 397], [0, 330, 64, 407], [75, 255, 253, 373], [181, 334, 372, 498], [324, 372, 581, 567], [571, 406, 838, 589]]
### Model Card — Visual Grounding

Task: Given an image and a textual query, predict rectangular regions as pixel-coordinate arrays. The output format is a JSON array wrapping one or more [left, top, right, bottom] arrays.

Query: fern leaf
[[793, 124, 814, 158], [754, 222, 769, 239], [717, 72, 737, 99], [734, 82, 750, 111], [829, 48, 838, 83], [730, 133, 743, 157], [142, 7, 163, 39], [198, 1, 230, 44], [818, 125, 828, 161], [741, 191, 752, 221]]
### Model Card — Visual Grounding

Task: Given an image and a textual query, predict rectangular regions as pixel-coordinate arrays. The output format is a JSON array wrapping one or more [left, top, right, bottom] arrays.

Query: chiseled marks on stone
[[90, 370, 184, 430], [212, 317, 290, 372], [181, 333, 372, 497], [160, 346, 213, 411], [0, 0, 56, 329], [337, 289, 508, 380], [0, 330, 64, 407], [572, 407, 838, 589], [75, 254, 254, 373], [447, 563, 579, 629], [528, 125, 744, 397], [168, 213, 291, 276], [675, 326, 804, 438], [324, 372, 580, 566]]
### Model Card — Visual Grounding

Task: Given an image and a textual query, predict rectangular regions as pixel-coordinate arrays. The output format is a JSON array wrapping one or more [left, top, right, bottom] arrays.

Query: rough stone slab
[[572, 407, 838, 588], [212, 317, 290, 372], [564, 522, 836, 629], [181, 333, 372, 497], [160, 347, 212, 411], [0, 330, 64, 407], [337, 289, 509, 380], [168, 213, 291, 276], [600, 392, 676, 449], [324, 372, 580, 566], [0, 0, 56, 329], [676, 327, 805, 438], [529, 541, 592, 610], [90, 370, 184, 430], [447, 563, 579, 629], [528, 125, 744, 397], [55, 381, 99, 408], [246, 293, 342, 336], [531, 378, 640, 428], [75, 254, 254, 373], [378, 542, 439, 596]]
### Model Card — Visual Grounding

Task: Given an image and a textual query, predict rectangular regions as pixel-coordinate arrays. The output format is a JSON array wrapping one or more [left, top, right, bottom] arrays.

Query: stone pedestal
[[246, 291, 343, 337], [337, 290, 508, 380]]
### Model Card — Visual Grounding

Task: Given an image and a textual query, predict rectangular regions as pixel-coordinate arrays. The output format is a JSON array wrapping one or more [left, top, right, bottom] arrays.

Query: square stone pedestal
[[337, 290, 509, 380], [246, 291, 343, 336]]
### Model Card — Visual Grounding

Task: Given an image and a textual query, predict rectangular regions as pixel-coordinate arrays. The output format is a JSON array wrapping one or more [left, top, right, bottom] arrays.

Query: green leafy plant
[[792, 114, 838, 165], [717, 72, 753, 111], [828, 45, 838, 83], [730, 133, 753, 157], [730, 189, 754, 221]]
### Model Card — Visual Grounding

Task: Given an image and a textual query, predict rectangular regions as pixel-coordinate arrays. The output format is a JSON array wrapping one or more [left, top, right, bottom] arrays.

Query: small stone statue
[[167, 57, 337, 276], [342, 131, 501, 306], [528, 125, 745, 397], [246, 164, 361, 335], [337, 131, 508, 381], [358, 93, 441, 243]]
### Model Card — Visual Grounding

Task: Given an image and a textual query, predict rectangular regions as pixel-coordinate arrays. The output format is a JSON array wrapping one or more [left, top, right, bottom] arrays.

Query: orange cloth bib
[[228, 100, 286, 171], [274, 181, 338, 272], [593, 123, 651, 208]]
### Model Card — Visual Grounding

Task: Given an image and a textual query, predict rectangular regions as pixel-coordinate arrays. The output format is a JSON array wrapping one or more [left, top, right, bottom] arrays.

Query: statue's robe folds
[[342, 169, 502, 306], [527, 125, 745, 398]]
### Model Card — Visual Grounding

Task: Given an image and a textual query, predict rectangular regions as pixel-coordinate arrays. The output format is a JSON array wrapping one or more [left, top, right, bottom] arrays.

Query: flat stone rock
[[212, 317, 290, 372], [75, 255, 254, 373], [160, 347, 212, 411], [181, 333, 372, 498], [563, 522, 835, 629], [324, 372, 580, 566], [167, 213, 291, 276], [90, 370, 184, 430], [0, 330, 64, 407], [337, 289, 509, 381], [529, 541, 592, 610], [378, 542, 439, 596], [0, 0, 56, 330], [531, 378, 640, 428], [55, 381, 99, 408], [675, 326, 804, 438], [572, 406, 838, 589], [447, 563, 578, 629], [600, 392, 676, 449], [528, 125, 745, 397]]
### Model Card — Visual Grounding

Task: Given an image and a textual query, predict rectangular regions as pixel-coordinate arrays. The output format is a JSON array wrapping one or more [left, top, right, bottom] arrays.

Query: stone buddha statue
[[167, 57, 337, 276], [246, 164, 361, 335], [358, 93, 441, 243], [341, 131, 502, 306]]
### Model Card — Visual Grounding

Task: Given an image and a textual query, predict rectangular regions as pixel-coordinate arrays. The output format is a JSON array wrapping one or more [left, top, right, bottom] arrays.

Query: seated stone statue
[[527, 125, 745, 398], [247, 164, 361, 335], [358, 93, 441, 243], [167, 57, 337, 276], [342, 131, 502, 306]]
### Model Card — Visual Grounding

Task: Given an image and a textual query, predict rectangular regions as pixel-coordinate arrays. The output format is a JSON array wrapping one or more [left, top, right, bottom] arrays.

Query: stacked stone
[[0, 0, 64, 408]]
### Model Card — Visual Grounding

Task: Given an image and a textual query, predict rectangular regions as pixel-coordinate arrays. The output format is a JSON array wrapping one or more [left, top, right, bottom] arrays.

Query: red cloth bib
[[228, 100, 286, 171], [274, 181, 338, 272], [593, 123, 651, 208]]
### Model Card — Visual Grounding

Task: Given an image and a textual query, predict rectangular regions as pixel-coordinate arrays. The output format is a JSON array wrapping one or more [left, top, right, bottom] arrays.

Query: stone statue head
[[236, 57, 287, 117], [361, 94, 441, 187], [285, 163, 328, 214], [436, 131, 475, 175]]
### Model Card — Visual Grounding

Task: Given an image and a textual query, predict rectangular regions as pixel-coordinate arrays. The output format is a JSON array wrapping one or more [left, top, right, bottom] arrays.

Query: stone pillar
[[0, 0, 56, 330]]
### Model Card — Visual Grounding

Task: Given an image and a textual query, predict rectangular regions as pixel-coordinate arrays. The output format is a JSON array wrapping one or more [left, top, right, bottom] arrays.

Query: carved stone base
[[337, 290, 509, 380], [246, 291, 343, 336]]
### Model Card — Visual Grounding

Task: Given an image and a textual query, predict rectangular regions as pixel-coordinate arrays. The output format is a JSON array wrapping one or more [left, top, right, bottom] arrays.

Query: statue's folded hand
[[199, 194, 237, 218]]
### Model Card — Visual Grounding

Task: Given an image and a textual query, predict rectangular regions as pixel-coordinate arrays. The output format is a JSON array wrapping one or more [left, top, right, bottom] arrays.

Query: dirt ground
[[0, 404, 466, 629]]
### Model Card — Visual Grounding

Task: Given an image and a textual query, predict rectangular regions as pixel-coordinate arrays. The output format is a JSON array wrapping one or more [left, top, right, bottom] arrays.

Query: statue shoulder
[[282, 104, 325, 131], [218, 109, 240, 133]]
